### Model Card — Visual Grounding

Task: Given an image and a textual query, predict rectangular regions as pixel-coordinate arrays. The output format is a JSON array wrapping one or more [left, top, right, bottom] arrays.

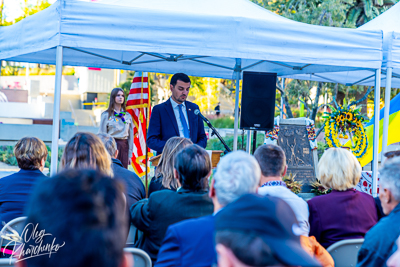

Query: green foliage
[[317, 141, 328, 160], [0, 145, 63, 171], [206, 116, 235, 128], [1, 0, 51, 26], [206, 133, 265, 151]]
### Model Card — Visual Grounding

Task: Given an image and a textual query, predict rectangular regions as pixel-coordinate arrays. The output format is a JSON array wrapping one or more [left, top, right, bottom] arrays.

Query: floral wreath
[[323, 104, 368, 158]]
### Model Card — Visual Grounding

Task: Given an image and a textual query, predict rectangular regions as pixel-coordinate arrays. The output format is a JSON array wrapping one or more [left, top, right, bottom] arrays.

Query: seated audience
[[357, 157, 400, 266], [308, 148, 377, 248], [0, 137, 47, 224], [156, 151, 261, 267], [98, 133, 145, 208], [130, 144, 214, 263], [387, 236, 400, 267], [215, 194, 320, 267], [375, 151, 400, 220], [148, 137, 192, 196], [15, 169, 132, 267], [60, 132, 112, 176], [254, 144, 310, 236]]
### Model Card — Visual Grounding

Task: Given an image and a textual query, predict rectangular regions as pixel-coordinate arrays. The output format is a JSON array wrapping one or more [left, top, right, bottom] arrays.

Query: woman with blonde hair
[[0, 137, 48, 223], [148, 137, 193, 196], [308, 148, 378, 248], [99, 88, 133, 169], [60, 132, 112, 177]]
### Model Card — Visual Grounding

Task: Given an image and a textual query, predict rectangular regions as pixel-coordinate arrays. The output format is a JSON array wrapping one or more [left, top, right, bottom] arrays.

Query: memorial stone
[[277, 118, 318, 192]]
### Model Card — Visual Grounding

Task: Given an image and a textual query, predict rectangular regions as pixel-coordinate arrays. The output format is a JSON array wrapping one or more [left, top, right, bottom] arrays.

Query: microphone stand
[[201, 116, 232, 154]]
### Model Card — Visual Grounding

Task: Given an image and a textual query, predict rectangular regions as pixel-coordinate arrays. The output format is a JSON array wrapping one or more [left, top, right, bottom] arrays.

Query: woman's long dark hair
[[105, 88, 126, 118]]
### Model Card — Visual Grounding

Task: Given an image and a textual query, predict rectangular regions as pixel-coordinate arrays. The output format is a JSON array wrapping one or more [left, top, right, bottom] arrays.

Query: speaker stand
[[252, 130, 257, 154]]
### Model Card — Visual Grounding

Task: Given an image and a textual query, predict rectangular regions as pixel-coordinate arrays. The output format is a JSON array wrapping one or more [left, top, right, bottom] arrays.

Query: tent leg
[[233, 59, 241, 151], [280, 78, 285, 119], [372, 68, 381, 197], [50, 46, 64, 176], [381, 67, 392, 159], [246, 130, 252, 153]]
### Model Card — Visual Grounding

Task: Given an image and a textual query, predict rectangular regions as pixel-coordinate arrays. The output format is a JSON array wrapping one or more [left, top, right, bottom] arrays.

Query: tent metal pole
[[281, 78, 285, 119], [246, 130, 252, 153], [381, 67, 392, 159], [50, 46, 64, 176], [372, 68, 381, 197], [233, 58, 241, 151]]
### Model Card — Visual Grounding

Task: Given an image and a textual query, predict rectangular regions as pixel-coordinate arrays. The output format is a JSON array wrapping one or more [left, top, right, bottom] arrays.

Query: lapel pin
[[189, 109, 191, 111]]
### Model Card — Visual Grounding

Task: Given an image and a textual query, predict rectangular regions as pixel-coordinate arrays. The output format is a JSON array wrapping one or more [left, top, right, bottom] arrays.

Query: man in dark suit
[[147, 73, 207, 154], [130, 145, 214, 263], [155, 151, 261, 267], [98, 133, 145, 209]]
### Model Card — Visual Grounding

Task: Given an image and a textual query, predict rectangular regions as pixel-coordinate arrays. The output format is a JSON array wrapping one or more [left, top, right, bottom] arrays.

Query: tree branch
[[347, 86, 373, 108]]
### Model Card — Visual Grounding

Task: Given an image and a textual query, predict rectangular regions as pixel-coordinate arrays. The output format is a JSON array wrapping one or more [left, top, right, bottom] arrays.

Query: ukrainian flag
[[346, 93, 400, 167]]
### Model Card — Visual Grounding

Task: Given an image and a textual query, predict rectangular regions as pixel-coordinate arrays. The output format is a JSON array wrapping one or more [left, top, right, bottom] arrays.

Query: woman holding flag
[[99, 88, 133, 169]]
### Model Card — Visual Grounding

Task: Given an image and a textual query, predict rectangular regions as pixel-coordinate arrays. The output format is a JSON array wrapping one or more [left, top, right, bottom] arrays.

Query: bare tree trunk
[[336, 91, 345, 106], [311, 82, 322, 121], [355, 86, 368, 115], [284, 95, 294, 118]]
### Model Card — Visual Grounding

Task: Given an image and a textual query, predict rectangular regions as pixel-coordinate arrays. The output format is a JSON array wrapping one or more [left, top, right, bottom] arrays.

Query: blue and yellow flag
[[349, 93, 400, 167]]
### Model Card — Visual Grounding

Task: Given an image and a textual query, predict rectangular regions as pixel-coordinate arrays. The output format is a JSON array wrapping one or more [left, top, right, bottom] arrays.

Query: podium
[[149, 150, 224, 168]]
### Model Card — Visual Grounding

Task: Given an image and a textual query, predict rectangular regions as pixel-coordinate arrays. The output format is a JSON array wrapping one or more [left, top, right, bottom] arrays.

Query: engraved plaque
[[278, 120, 317, 192]]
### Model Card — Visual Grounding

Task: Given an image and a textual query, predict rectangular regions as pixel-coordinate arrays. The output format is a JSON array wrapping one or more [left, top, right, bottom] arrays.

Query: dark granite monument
[[278, 119, 318, 192]]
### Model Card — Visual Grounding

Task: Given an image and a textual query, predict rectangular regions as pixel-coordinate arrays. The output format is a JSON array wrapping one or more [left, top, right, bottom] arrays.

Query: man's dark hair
[[254, 144, 286, 177], [174, 144, 210, 191], [170, 73, 191, 86], [21, 169, 127, 267], [215, 230, 283, 266]]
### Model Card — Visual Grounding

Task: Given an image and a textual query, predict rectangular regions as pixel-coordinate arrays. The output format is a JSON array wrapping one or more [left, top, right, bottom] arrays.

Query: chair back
[[124, 247, 151, 267], [327, 238, 364, 267], [126, 225, 137, 245], [0, 217, 27, 247], [0, 258, 15, 266]]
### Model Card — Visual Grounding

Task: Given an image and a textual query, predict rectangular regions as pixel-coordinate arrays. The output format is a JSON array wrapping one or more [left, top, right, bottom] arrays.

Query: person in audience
[[98, 133, 145, 208], [15, 169, 133, 267], [130, 144, 214, 263], [308, 148, 377, 248], [0, 137, 47, 224], [215, 194, 320, 267], [60, 132, 112, 176], [375, 150, 400, 220], [148, 137, 193, 196], [254, 144, 333, 267], [357, 157, 400, 266], [254, 144, 310, 236], [387, 236, 400, 267], [156, 151, 261, 267]]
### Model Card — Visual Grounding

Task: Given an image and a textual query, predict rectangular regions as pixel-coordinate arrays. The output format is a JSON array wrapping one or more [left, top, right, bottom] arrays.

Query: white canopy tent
[[0, 0, 384, 175], [284, 2, 400, 196]]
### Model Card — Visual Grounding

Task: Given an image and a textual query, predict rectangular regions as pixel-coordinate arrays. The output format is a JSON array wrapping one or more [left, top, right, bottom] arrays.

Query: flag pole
[[145, 73, 151, 198]]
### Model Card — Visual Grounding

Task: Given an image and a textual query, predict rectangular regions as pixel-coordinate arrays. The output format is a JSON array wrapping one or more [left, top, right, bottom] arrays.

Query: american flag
[[126, 72, 152, 177]]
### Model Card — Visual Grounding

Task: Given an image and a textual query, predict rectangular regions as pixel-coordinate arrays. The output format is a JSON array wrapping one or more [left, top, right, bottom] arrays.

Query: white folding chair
[[327, 238, 364, 267], [0, 217, 27, 248], [124, 247, 151, 267], [0, 258, 15, 267]]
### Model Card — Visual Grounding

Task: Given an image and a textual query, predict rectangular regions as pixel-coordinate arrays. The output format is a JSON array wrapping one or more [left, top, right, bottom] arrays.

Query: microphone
[[194, 109, 210, 124], [194, 109, 232, 153]]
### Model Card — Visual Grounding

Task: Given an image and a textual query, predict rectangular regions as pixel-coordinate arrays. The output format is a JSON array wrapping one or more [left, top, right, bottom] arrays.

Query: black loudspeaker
[[240, 71, 277, 131]]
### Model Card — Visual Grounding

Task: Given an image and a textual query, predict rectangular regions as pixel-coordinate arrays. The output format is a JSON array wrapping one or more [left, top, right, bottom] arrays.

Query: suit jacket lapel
[[185, 103, 195, 140], [164, 99, 179, 136]]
